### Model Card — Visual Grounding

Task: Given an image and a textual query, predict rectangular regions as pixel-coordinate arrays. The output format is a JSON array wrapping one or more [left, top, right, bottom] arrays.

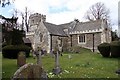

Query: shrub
[[2, 42, 7, 47], [98, 43, 110, 57], [11, 29, 24, 45], [110, 41, 120, 57], [3, 29, 25, 45], [2, 45, 31, 59]]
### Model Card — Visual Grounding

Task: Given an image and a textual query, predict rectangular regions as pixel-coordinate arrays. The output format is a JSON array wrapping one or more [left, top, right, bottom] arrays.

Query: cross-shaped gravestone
[[53, 51, 61, 75], [35, 47, 42, 66], [52, 38, 62, 74], [38, 49, 42, 65], [55, 51, 59, 68]]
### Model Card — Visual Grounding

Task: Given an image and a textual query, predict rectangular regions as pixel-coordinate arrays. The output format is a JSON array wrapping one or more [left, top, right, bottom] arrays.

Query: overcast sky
[[0, 0, 119, 31]]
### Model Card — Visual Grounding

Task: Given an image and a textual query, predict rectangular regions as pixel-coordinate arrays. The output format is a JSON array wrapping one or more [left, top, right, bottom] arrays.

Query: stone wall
[[100, 19, 112, 43], [52, 36, 59, 50], [62, 37, 70, 51], [94, 33, 101, 49], [85, 33, 101, 50], [51, 36, 67, 52], [63, 33, 102, 51], [72, 35, 78, 47], [34, 22, 50, 52]]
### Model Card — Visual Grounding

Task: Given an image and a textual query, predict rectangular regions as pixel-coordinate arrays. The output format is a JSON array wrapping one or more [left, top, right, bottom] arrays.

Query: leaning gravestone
[[12, 63, 48, 79], [17, 51, 26, 67]]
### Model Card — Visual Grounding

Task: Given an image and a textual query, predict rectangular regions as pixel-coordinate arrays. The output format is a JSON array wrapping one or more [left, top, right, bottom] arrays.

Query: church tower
[[28, 13, 46, 32], [26, 13, 46, 49]]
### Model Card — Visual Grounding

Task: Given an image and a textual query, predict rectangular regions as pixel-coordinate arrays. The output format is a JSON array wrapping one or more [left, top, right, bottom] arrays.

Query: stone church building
[[26, 13, 111, 53]]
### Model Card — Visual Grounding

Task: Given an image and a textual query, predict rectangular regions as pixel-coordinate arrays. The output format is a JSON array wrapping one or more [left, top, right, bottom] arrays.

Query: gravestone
[[52, 38, 62, 74], [12, 63, 48, 79], [34, 47, 42, 65], [38, 49, 42, 65], [52, 51, 62, 75], [68, 54, 72, 59], [17, 51, 26, 67]]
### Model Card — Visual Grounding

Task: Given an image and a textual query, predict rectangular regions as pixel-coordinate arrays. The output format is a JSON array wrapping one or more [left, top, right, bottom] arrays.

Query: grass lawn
[[2, 48, 120, 78]]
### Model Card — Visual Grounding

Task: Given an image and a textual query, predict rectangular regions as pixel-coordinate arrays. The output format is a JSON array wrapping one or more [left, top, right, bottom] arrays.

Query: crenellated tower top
[[28, 13, 46, 27]]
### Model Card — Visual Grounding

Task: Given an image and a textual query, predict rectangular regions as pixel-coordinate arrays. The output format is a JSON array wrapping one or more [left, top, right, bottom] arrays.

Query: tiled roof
[[43, 20, 103, 36], [43, 22, 67, 36], [73, 20, 102, 32]]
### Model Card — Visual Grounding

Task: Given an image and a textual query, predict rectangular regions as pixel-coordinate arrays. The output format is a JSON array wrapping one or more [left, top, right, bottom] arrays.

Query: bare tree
[[12, 9, 19, 17], [20, 12, 24, 30], [85, 2, 110, 21], [11, 7, 32, 31], [23, 7, 32, 32], [25, 7, 29, 32], [0, 0, 11, 7]]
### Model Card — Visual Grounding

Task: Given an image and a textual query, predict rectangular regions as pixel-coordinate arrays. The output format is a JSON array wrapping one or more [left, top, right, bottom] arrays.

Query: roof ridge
[[78, 20, 102, 24]]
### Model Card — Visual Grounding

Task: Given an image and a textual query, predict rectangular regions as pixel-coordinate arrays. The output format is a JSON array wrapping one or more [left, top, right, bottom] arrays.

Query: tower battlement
[[28, 13, 46, 27]]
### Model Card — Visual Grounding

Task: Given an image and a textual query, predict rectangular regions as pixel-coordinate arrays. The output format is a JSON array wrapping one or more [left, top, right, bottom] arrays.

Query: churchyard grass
[[2, 49, 120, 78]]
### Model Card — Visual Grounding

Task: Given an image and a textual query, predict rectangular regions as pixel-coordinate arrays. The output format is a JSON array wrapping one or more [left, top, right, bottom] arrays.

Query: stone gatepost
[[17, 51, 26, 67]]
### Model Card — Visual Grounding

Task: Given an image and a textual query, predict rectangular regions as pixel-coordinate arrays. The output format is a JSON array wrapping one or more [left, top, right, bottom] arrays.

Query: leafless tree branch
[[85, 2, 110, 22]]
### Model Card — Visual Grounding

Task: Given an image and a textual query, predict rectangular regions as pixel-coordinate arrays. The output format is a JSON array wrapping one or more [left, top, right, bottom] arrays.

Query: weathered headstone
[[12, 63, 48, 79], [17, 51, 26, 67]]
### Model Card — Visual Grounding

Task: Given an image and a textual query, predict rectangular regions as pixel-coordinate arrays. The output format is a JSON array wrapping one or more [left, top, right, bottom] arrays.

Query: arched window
[[39, 33, 43, 42]]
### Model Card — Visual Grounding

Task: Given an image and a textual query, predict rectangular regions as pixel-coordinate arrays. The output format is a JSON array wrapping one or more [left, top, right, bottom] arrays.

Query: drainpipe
[[70, 35, 72, 47], [93, 33, 95, 52], [50, 34, 52, 52]]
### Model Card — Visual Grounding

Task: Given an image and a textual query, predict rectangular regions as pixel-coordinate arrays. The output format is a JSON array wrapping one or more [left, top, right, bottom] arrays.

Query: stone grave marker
[[38, 49, 42, 65], [12, 63, 48, 79], [52, 39, 62, 75], [52, 51, 62, 75], [17, 51, 26, 67], [34, 47, 42, 65], [68, 54, 72, 59]]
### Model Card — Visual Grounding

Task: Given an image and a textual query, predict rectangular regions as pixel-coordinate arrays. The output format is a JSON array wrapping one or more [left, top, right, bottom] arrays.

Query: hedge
[[98, 43, 110, 57], [110, 41, 120, 57], [2, 45, 31, 59]]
